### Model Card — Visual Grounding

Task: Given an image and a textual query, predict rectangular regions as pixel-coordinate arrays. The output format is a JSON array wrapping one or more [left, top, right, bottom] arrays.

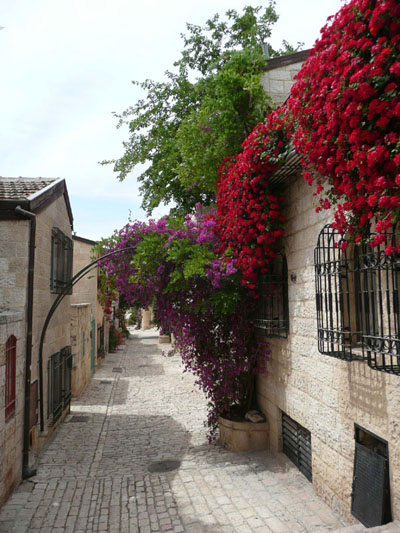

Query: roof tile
[[0, 177, 56, 200]]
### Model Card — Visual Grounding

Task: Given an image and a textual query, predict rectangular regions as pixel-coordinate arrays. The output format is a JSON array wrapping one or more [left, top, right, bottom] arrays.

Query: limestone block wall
[[0, 311, 25, 506], [260, 60, 304, 106], [31, 194, 72, 436], [71, 238, 109, 365], [257, 173, 400, 522], [0, 220, 29, 313], [71, 239, 97, 309], [70, 304, 92, 397]]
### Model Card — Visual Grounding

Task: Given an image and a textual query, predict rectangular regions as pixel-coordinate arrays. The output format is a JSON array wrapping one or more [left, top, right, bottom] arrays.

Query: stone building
[[70, 234, 109, 396], [261, 49, 309, 106], [255, 52, 400, 527], [0, 177, 74, 505]]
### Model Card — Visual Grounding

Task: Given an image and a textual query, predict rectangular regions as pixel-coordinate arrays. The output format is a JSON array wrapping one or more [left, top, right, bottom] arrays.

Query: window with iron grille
[[5, 335, 16, 420], [50, 227, 73, 294], [62, 346, 72, 407], [255, 254, 289, 338], [315, 224, 400, 372], [47, 351, 63, 423], [47, 346, 73, 424], [358, 227, 400, 373], [98, 325, 104, 356], [81, 331, 85, 358]]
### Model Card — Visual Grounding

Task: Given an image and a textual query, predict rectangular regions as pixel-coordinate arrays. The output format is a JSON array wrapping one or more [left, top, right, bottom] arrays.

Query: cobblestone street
[[0, 330, 356, 532]]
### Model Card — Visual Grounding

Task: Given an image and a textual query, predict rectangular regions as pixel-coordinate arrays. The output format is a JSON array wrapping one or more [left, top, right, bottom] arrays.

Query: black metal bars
[[255, 253, 289, 338], [315, 224, 400, 373]]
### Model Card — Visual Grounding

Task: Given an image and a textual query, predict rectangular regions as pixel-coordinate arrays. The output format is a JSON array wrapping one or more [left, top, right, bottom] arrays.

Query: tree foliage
[[96, 212, 270, 437], [103, 4, 302, 215]]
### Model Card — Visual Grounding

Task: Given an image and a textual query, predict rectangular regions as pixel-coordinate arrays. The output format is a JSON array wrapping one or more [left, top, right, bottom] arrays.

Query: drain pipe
[[15, 205, 37, 479]]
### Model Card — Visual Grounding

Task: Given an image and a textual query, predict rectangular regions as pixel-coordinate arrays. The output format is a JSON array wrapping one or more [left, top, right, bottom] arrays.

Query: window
[[255, 254, 289, 338], [357, 227, 400, 373], [314, 225, 361, 360], [47, 352, 62, 422], [315, 224, 400, 372], [98, 324, 104, 357], [50, 227, 73, 294], [62, 346, 72, 407], [81, 331, 85, 358], [47, 346, 73, 424], [5, 335, 16, 420]]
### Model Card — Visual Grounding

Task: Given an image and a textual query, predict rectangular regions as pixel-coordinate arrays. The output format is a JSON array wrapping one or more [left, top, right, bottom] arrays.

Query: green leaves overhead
[[103, 4, 302, 216]]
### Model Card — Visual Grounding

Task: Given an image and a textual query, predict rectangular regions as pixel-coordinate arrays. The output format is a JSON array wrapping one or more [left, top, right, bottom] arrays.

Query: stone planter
[[219, 416, 269, 452], [158, 334, 171, 344]]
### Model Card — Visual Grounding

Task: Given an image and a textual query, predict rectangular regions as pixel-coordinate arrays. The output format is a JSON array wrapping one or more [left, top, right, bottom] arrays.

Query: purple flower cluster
[[98, 209, 270, 438]]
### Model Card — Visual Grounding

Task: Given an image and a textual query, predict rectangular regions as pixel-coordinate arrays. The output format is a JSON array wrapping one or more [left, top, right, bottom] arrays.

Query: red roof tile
[[0, 177, 57, 200]]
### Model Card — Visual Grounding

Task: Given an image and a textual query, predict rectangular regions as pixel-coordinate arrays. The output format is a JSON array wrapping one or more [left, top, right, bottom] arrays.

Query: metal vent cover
[[282, 413, 312, 482], [351, 425, 391, 528]]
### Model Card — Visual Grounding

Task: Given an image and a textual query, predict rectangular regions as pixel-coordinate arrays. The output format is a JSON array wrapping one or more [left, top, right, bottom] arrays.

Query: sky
[[0, 0, 345, 241]]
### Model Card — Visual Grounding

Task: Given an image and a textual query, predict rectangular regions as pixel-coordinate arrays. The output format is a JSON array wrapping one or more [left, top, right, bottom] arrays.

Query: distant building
[[71, 234, 109, 396]]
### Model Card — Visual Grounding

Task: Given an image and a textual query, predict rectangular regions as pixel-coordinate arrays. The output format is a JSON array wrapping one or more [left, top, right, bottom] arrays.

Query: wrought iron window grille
[[5, 335, 16, 421], [47, 346, 72, 425], [62, 346, 73, 408], [315, 224, 400, 373], [47, 351, 63, 424], [98, 325, 105, 357], [50, 227, 73, 294], [255, 253, 289, 338]]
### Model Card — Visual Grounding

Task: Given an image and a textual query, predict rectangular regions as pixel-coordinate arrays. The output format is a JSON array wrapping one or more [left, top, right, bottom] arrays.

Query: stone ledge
[[0, 310, 24, 324]]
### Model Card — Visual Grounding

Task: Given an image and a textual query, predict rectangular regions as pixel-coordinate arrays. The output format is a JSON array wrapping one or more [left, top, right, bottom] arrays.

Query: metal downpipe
[[14, 205, 37, 479]]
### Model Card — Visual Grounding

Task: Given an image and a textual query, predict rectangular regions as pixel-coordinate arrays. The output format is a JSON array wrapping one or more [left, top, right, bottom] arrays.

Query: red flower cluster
[[215, 107, 291, 286], [289, 0, 400, 251]]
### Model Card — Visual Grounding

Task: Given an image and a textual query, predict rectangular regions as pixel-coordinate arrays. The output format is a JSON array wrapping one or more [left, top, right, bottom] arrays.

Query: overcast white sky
[[0, 0, 345, 240]]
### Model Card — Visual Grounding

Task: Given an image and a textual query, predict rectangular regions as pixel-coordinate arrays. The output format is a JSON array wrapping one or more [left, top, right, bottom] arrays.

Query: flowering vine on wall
[[289, 0, 400, 253], [217, 0, 400, 263], [215, 107, 292, 288], [97, 0, 399, 439]]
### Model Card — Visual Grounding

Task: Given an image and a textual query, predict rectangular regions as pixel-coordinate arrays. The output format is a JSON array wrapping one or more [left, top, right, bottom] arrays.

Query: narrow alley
[[0, 330, 358, 532]]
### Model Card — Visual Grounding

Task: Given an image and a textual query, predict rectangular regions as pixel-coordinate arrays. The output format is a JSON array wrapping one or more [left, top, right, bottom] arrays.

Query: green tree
[[103, 4, 302, 215]]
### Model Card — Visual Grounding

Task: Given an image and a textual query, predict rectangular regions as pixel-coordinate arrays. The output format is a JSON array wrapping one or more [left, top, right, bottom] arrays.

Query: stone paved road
[[0, 329, 354, 532]]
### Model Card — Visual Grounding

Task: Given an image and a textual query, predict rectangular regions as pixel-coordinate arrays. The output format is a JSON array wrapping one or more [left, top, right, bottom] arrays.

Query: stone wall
[[0, 191, 73, 504], [71, 238, 109, 366], [0, 311, 25, 507], [260, 60, 304, 106], [31, 194, 73, 445], [70, 304, 92, 396], [257, 173, 400, 522], [0, 220, 29, 313]]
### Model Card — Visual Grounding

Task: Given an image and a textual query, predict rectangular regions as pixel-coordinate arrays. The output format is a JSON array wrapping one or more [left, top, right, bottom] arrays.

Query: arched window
[[315, 224, 400, 373], [255, 253, 289, 338], [5, 335, 16, 420]]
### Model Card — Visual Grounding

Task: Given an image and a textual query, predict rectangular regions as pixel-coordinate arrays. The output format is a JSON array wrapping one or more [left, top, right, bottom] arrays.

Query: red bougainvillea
[[289, 0, 400, 253], [215, 107, 292, 287], [216, 0, 400, 280]]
